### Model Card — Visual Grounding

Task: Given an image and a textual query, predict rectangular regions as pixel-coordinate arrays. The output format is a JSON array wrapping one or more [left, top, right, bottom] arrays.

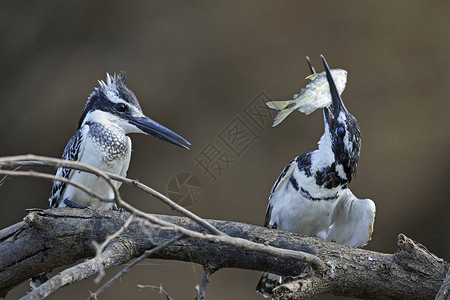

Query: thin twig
[[107, 174, 224, 236], [98, 198, 326, 270], [0, 155, 122, 205], [94, 214, 135, 256], [92, 214, 135, 283], [21, 240, 128, 300], [0, 157, 325, 270], [137, 284, 175, 300], [0, 155, 327, 299], [0, 169, 111, 204], [0, 155, 222, 236], [197, 266, 216, 300], [0, 166, 20, 187], [87, 234, 185, 300]]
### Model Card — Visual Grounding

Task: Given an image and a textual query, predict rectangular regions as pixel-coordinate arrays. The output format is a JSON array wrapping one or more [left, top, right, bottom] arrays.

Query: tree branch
[[87, 234, 185, 300], [436, 267, 450, 300], [197, 266, 217, 300], [271, 233, 449, 299], [22, 237, 134, 300], [0, 155, 223, 236], [0, 209, 447, 299]]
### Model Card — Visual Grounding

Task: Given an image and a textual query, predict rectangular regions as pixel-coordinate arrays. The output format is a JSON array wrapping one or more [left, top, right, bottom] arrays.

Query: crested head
[[74, 72, 190, 149], [77, 72, 142, 129], [98, 72, 141, 108]]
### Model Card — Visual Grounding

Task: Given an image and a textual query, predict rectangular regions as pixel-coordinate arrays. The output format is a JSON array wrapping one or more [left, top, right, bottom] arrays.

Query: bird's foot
[[63, 199, 92, 209], [111, 203, 125, 212], [30, 271, 51, 289]]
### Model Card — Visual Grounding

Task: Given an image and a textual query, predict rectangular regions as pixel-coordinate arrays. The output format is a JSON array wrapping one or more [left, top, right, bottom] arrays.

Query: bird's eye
[[115, 103, 127, 112], [337, 126, 345, 138]]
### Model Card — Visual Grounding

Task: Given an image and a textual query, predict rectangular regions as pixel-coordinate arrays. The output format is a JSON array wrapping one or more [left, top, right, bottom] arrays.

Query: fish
[[266, 69, 348, 127]]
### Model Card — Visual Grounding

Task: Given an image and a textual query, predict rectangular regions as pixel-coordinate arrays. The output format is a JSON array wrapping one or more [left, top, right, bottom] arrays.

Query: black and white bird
[[256, 56, 375, 297], [49, 72, 190, 210]]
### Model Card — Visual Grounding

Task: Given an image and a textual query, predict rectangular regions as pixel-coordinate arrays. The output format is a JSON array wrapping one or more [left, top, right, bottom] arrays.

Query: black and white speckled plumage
[[87, 122, 128, 162], [48, 72, 189, 209], [49, 73, 136, 209], [257, 57, 375, 298], [49, 130, 83, 208]]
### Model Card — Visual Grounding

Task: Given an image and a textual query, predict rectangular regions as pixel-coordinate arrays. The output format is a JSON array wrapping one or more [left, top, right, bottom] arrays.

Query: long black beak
[[321, 55, 347, 127], [128, 116, 190, 149]]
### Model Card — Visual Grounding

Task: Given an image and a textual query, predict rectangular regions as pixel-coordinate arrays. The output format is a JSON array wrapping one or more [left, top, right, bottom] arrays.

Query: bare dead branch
[[0, 166, 20, 187], [197, 266, 216, 300], [0, 155, 447, 300], [0, 169, 112, 205], [272, 233, 448, 300], [21, 237, 134, 300], [113, 201, 327, 271], [0, 157, 322, 273], [105, 173, 224, 236], [0, 155, 326, 300], [436, 267, 450, 300], [0, 155, 122, 205], [0, 209, 447, 300], [87, 234, 184, 300], [0, 155, 222, 235], [137, 284, 175, 300], [92, 214, 135, 283]]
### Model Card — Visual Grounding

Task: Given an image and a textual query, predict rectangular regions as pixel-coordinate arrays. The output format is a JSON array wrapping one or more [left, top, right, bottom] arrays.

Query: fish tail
[[266, 100, 297, 127], [272, 108, 296, 126], [265, 100, 293, 110]]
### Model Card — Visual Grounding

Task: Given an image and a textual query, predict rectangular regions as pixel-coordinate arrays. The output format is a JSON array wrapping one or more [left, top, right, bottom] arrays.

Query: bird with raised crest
[[256, 56, 375, 298], [49, 72, 190, 210], [30, 72, 190, 289]]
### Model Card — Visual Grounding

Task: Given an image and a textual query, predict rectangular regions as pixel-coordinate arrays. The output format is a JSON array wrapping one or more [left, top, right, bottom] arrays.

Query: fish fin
[[266, 100, 294, 110], [305, 73, 319, 81]]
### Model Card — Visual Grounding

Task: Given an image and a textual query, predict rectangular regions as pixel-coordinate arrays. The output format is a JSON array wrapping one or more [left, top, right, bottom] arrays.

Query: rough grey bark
[[0, 208, 448, 299], [273, 233, 448, 299], [436, 267, 450, 300]]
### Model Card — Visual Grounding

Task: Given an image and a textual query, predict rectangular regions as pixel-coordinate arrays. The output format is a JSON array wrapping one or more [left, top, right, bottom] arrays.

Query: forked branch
[[0, 209, 447, 300], [0, 156, 447, 300]]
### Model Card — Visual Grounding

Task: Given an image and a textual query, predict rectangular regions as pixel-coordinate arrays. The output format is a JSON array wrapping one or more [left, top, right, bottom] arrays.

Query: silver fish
[[267, 69, 347, 127]]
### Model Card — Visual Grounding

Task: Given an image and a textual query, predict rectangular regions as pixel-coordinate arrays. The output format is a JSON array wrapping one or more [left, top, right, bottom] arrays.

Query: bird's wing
[[49, 128, 85, 208], [325, 189, 376, 247], [264, 159, 296, 227]]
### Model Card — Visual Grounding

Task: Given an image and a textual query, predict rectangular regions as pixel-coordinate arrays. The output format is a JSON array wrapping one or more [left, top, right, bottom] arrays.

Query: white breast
[[269, 174, 340, 237], [59, 124, 132, 209]]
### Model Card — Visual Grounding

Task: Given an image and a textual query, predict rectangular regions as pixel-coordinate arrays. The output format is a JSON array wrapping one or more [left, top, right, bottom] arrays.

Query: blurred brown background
[[1, 1, 449, 299]]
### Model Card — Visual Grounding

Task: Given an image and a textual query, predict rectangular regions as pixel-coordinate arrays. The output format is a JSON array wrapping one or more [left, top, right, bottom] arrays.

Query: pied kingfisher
[[49, 72, 190, 210], [256, 56, 375, 297]]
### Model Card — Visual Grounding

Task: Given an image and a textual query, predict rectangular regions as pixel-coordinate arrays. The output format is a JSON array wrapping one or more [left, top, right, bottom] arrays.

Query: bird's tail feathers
[[326, 190, 376, 247], [256, 272, 282, 298], [266, 100, 297, 127]]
